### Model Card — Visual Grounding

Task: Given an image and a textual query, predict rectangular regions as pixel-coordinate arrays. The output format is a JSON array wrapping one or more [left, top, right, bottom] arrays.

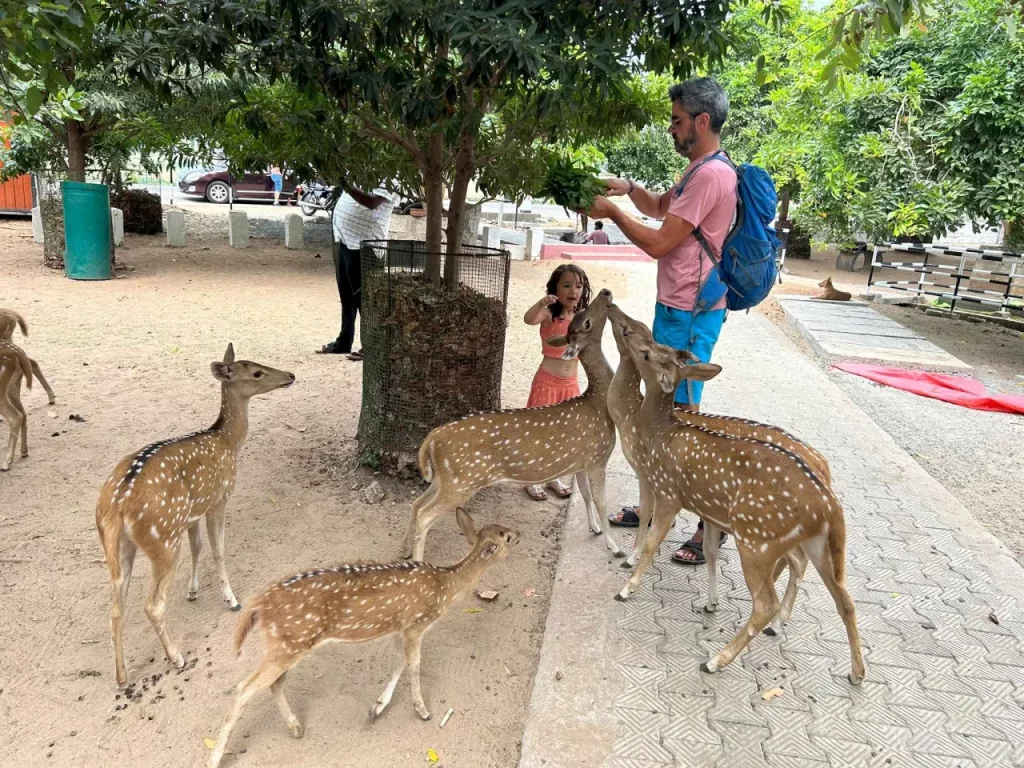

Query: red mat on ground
[[833, 363, 1024, 415]]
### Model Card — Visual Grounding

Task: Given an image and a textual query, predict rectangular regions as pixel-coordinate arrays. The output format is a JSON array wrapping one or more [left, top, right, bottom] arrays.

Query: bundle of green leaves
[[540, 156, 607, 214]]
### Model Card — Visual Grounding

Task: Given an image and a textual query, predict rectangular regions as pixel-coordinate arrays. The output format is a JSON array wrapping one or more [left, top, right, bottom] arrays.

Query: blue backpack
[[675, 151, 781, 313]]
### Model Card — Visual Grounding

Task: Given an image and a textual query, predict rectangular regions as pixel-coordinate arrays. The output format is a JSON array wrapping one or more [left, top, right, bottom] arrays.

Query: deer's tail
[[11, 345, 32, 390], [12, 311, 27, 337], [234, 602, 261, 657], [97, 503, 123, 583], [418, 436, 435, 484], [826, 509, 847, 585]]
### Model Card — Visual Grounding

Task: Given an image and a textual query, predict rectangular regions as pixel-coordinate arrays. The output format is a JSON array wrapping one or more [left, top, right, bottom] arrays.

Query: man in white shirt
[[319, 183, 398, 358]]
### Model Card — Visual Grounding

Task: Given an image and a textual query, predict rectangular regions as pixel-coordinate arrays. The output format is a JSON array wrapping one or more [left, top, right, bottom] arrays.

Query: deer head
[[456, 507, 520, 562], [617, 322, 721, 395], [818, 277, 834, 290], [545, 288, 613, 360], [210, 343, 296, 397]]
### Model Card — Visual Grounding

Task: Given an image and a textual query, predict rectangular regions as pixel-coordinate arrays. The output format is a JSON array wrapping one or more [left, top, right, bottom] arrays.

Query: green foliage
[[602, 125, 686, 191], [540, 155, 607, 214]]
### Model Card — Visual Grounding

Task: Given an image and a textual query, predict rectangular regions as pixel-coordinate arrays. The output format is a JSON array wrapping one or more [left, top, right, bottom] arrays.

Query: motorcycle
[[295, 180, 338, 217]]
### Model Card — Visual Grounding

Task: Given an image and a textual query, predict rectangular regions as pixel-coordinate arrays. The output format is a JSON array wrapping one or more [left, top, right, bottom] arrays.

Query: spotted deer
[[0, 309, 56, 404], [606, 305, 828, 634], [208, 508, 519, 768], [95, 344, 295, 686], [403, 288, 621, 561], [615, 325, 864, 683], [0, 339, 33, 471]]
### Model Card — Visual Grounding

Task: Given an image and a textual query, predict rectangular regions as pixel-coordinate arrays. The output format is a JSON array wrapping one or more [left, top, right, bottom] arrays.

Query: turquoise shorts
[[652, 303, 726, 406]]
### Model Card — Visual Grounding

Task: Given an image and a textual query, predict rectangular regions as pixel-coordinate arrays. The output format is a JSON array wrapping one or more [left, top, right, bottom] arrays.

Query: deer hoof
[[288, 721, 304, 739], [700, 660, 720, 674], [619, 560, 634, 570], [229, 603, 242, 612], [848, 672, 864, 686], [415, 705, 431, 721], [611, 549, 627, 558], [763, 626, 778, 637], [703, 603, 717, 614], [171, 652, 186, 670], [187, 591, 198, 602]]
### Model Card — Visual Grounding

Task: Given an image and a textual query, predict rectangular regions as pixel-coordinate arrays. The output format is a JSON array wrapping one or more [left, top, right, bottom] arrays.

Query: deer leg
[[186, 524, 202, 602], [0, 395, 23, 471], [370, 634, 407, 722], [205, 506, 240, 610], [766, 549, 807, 637], [30, 359, 56, 404], [585, 466, 624, 557], [623, 480, 655, 569], [404, 627, 431, 720], [109, 535, 137, 687], [412, 491, 464, 562], [617, 500, 678, 600], [574, 471, 601, 535], [144, 545, 186, 670], [802, 535, 864, 684], [208, 660, 292, 768], [271, 670, 303, 737], [7, 381, 27, 458], [403, 484, 438, 560], [703, 520, 720, 614], [703, 555, 778, 674]]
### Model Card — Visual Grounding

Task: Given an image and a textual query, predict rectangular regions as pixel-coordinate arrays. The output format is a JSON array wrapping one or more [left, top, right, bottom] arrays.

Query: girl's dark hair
[[546, 263, 592, 319]]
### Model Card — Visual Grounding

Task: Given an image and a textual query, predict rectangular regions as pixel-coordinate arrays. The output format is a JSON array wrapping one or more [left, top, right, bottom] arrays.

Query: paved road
[[520, 262, 1024, 768]]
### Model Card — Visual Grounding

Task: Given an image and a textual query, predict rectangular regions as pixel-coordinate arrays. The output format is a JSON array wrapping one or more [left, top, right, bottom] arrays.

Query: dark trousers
[[334, 242, 362, 352]]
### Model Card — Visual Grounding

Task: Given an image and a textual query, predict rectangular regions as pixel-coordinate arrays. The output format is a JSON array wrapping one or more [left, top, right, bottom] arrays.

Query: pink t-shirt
[[585, 230, 610, 244], [657, 151, 737, 312]]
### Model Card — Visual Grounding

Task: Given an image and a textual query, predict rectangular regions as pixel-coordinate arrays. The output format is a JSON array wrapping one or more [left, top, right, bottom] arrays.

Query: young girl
[[522, 263, 592, 501]]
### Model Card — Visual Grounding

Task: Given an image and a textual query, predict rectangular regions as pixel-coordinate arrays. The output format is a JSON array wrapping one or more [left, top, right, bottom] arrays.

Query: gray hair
[[669, 78, 729, 134]]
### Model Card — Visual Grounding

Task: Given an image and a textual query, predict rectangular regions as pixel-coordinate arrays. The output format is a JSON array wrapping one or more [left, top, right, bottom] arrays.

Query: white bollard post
[[482, 225, 500, 249], [31, 207, 44, 243], [228, 211, 249, 248], [526, 227, 544, 261], [110, 208, 124, 246], [284, 213, 303, 249], [166, 210, 186, 247]]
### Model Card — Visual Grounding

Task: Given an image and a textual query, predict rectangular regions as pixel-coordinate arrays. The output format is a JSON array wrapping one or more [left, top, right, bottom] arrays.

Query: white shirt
[[332, 187, 399, 249]]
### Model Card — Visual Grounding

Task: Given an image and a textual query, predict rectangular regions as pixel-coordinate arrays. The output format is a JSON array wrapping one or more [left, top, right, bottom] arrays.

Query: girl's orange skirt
[[527, 367, 580, 408]]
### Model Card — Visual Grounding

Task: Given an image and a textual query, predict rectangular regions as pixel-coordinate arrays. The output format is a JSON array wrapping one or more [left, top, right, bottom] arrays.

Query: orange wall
[[0, 120, 33, 211]]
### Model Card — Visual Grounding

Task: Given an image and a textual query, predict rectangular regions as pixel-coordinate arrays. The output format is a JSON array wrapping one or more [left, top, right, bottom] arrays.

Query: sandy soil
[[0, 218, 630, 768]]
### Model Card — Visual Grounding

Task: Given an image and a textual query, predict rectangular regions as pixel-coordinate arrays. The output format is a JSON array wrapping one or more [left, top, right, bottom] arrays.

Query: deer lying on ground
[[615, 319, 863, 683], [813, 276, 852, 302], [0, 339, 33, 471], [208, 508, 519, 768], [95, 344, 295, 686], [403, 289, 622, 561], [0, 309, 56, 404], [606, 305, 829, 634]]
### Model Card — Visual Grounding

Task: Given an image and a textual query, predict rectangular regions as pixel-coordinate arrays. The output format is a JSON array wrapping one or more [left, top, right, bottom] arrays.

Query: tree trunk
[[444, 136, 476, 281], [423, 131, 445, 287], [778, 185, 791, 228], [66, 120, 88, 183]]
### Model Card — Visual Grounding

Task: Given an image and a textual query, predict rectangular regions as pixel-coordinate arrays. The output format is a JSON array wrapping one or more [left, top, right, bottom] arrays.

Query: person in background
[[317, 182, 398, 360], [583, 220, 610, 245], [270, 166, 284, 206]]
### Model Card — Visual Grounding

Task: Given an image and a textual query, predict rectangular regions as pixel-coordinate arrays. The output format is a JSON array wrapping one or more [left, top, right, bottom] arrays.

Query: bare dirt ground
[[0, 217, 630, 768], [761, 249, 1024, 565]]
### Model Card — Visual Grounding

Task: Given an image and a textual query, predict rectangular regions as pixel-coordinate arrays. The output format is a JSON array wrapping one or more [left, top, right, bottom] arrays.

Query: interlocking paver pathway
[[519, 265, 1024, 768]]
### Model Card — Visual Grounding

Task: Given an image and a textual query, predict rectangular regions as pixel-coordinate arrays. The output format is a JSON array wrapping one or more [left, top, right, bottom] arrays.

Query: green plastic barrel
[[61, 181, 112, 280]]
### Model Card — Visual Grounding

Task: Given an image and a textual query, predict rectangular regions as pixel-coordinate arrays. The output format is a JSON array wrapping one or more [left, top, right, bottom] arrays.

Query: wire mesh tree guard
[[357, 240, 511, 468]]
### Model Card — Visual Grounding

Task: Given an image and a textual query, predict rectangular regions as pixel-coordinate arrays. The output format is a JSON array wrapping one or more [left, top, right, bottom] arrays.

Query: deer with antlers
[[402, 288, 622, 561], [208, 508, 519, 768], [612, 310, 863, 682], [0, 339, 33, 471], [606, 305, 832, 634], [0, 309, 56, 404], [95, 344, 295, 686]]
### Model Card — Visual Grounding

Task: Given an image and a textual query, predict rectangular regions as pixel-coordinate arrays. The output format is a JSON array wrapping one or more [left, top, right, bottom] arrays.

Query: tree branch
[[356, 113, 426, 167]]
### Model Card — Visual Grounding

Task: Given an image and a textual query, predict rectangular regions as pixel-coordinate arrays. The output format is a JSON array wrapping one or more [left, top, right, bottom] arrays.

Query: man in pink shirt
[[583, 221, 611, 244], [589, 77, 737, 565]]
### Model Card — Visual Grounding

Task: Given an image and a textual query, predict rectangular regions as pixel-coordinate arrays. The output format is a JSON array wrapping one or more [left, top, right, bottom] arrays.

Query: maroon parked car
[[177, 169, 299, 204]]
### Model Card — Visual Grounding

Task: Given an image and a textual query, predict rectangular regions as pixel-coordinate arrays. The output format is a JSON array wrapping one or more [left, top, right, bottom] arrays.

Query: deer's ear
[[211, 361, 234, 382], [223, 343, 236, 365], [675, 349, 700, 364], [481, 543, 498, 561], [456, 507, 478, 545], [658, 372, 676, 394], [546, 335, 568, 348], [684, 363, 722, 382]]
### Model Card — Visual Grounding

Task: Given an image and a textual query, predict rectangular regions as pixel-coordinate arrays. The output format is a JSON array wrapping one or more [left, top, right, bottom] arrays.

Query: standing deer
[[208, 508, 519, 768], [95, 344, 295, 686], [0, 309, 56, 404], [606, 305, 827, 634], [403, 289, 622, 561], [0, 339, 33, 471], [615, 324, 863, 683]]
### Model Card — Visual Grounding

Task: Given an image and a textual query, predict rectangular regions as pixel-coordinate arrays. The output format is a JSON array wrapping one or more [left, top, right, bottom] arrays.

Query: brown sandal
[[525, 485, 548, 501]]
